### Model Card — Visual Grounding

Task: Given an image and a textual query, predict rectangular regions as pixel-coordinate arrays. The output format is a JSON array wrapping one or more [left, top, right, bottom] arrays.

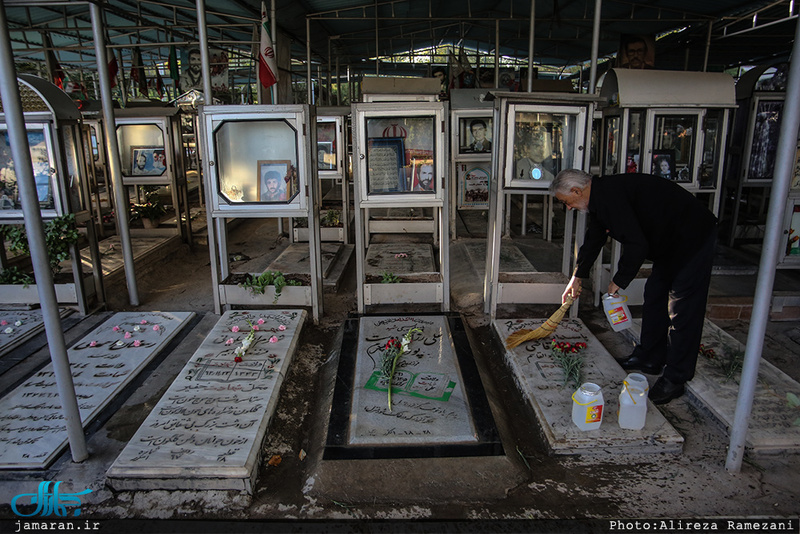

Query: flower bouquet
[[379, 327, 422, 410], [550, 339, 587, 387]]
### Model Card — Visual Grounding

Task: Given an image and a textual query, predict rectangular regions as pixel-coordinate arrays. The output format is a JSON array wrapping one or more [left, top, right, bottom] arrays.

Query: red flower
[[234, 356, 243, 363]]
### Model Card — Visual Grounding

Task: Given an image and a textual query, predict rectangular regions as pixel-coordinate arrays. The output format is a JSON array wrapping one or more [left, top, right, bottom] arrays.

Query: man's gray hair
[[551, 169, 592, 196]]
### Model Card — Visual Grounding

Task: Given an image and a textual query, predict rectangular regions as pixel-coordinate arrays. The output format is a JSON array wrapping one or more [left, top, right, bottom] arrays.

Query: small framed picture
[[130, 146, 167, 176], [652, 150, 675, 181], [459, 117, 493, 155], [411, 159, 435, 192], [257, 160, 294, 202]]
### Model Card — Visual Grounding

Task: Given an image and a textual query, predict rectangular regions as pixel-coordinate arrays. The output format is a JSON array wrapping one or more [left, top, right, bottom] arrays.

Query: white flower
[[4, 327, 13, 334], [14, 321, 22, 327], [242, 337, 252, 350], [133, 325, 142, 332]]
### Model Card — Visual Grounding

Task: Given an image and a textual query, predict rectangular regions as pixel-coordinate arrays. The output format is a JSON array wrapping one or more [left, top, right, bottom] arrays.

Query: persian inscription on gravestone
[[107, 310, 305, 483], [0, 311, 194, 469], [349, 315, 477, 446]]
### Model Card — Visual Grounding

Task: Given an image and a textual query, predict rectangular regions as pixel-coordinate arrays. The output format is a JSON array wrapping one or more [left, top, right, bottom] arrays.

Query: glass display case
[[351, 100, 449, 313], [199, 105, 323, 321]]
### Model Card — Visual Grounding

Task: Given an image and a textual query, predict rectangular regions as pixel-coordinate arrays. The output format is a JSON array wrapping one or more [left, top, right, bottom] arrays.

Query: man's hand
[[563, 275, 582, 303], [608, 281, 621, 296]]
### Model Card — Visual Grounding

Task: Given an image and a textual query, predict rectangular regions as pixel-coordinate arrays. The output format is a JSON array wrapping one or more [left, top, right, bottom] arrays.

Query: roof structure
[[2, 0, 797, 98]]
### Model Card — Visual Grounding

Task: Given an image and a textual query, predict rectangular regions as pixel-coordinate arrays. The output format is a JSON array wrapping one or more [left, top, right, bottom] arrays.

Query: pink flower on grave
[[152, 325, 160, 331], [133, 340, 141, 347], [140, 319, 148, 325], [0, 320, 7, 326], [124, 332, 132, 339], [278, 325, 287, 331], [269, 336, 278, 343], [225, 338, 234, 345], [253, 325, 259, 331], [231, 326, 240, 333], [257, 318, 265, 325], [112, 325, 120, 332], [395, 253, 407, 258], [89, 341, 97, 347]]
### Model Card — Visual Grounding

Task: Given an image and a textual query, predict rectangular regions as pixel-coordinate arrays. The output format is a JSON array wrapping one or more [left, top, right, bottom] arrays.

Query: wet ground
[[2, 216, 799, 532]]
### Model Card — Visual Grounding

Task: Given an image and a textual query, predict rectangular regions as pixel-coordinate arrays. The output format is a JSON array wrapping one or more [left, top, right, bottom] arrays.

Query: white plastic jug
[[572, 382, 604, 431], [602, 293, 632, 332], [618, 373, 649, 430]]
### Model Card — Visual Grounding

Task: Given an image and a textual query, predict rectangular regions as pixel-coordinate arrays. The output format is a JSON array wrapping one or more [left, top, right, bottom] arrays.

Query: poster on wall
[[618, 34, 655, 69], [457, 162, 490, 210], [180, 46, 230, 103]]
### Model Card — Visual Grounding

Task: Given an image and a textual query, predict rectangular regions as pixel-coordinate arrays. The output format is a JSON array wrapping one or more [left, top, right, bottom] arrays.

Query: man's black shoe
[[618, 354, 663, 375], [649, 376, 685, 405]]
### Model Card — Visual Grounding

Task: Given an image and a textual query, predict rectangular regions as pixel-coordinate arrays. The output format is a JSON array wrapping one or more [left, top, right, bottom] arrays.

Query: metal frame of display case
[[594, 68, 736, 304], [483, 91, 598, 320], [292, 106, 351, 244], [114, 107, 192, 242], [449, 89, 494, 240], [0, 75, 102, 314], [198, 104, 323, 322], [351, 100, 450, 313]]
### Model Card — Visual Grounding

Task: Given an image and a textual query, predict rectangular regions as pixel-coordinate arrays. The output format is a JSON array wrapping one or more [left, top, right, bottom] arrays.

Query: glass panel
[[652, 114, 696, 183], [699, 110, 722, 189], [512, 112, 575, 182], [365, 116, 435, 193], [589, 118, 600, 168], [459, 117, 493, 154], [626, 111, 643, 173], [117, 124, 166, 176], [0, 128, 55, 211], [317, 120, 337, 171], [214, 119, 299, 204], [63, 125, 87, 212], [747, 100, 783, 181], [603, 116, 620, 175]]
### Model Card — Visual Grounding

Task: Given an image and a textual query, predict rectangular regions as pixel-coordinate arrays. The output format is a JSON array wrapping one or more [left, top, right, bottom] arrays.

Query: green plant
[[381, 271, 400, 283], [787, 392, 800, 427], [321, 209, 341, 227], [130, 201, 166, 221], [239, 270, 301, 303], [0, 266, 33, 287], [0, 213, 80, 277]]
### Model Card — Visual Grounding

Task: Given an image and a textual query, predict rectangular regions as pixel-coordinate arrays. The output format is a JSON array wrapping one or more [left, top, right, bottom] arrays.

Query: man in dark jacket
[[552, 169, 717, 404]]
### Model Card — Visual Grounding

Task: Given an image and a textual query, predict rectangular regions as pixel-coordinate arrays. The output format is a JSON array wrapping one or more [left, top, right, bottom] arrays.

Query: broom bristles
[[505, 296, 574, 349]]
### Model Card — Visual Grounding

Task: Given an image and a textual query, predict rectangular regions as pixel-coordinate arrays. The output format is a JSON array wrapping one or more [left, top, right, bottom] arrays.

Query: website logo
[[11, 481, 92, 517]]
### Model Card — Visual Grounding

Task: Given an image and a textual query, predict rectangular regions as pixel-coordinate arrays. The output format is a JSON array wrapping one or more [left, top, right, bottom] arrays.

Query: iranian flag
[[258, 2, 278, 89]]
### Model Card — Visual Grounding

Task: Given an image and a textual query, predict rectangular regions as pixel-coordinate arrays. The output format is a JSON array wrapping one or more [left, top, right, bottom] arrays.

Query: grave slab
[[267, 242, 341, 279], [0, 308, 72, 357], [493, 318, 684, 456], [325, 314, 502, 459], [364, 243, 436, 277], [0, 311, 194, 469], [106, 310, 306, 492], [463, 241, 536, 275], [626, 319, 800, 454]]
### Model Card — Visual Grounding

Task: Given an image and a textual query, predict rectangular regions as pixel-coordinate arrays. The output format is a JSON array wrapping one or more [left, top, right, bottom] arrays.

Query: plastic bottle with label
[[602, 293, 632, 332], [571, 382, 604, 431], [618, 373, 649, 430]]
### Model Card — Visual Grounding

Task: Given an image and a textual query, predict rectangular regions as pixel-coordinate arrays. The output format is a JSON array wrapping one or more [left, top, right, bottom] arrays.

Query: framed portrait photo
[[130, 146, 167, 177], [411, 158, 435, 192], [257, 160, 294, 203], [459, 117, 493, 155], [652, 149, 675, 181]]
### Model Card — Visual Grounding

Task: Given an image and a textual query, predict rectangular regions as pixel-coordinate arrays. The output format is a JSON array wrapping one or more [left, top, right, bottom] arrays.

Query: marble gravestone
[[494, 317, 684, 455], [325, 315, 502, 459], [107, 310, 306, 493], [0, 308, 72, 357], [0, 311, 194, 469], [364, 244, 436, 277], [688, 319, 800, 454]]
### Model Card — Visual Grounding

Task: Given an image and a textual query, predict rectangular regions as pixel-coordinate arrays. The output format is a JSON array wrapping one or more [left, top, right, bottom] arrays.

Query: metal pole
[[703, 20, 713, 73], [90, 2, 139, 306], [196, 0, 213, 103], [726, 17, 800, 473], [306, 17, 312, 104], [526, 0, 534, 92], [588, 0, 602, 93], [0, 0, 87, 462], [494, 19, 499, 88], [271, 0, 278, 104]]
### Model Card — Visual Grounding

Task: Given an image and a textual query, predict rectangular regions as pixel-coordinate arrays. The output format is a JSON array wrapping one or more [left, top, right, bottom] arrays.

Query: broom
[[505, 295, 574, 349]]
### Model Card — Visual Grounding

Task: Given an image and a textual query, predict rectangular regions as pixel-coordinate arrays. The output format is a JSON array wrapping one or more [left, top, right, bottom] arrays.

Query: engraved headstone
[[106, 310, 305, 492], [689, 319, 800, 453], [349, 316, 476, 446], [0, 308, 71, 357], [494, 317, 684, 455], [268, 242, 341, 278], [364, 244, 436, 277], [0, 311, 194, 469], [463, 241, 535, 274]]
